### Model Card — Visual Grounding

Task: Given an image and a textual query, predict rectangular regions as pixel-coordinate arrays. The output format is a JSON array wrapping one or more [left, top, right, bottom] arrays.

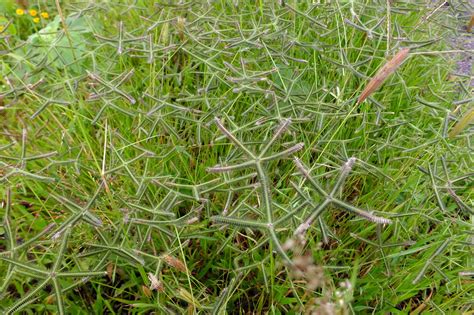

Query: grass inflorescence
[[0, 0, 473, 313]]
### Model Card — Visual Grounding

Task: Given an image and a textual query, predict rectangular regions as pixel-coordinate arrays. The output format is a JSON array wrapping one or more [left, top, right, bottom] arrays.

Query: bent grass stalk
[[412, 237, 452, 284], [293, 157, 392, 236]]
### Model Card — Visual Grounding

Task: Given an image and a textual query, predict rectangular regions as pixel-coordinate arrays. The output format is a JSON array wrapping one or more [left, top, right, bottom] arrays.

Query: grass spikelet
[[147, 272, 164, 292], [162, 254, 187, 273]]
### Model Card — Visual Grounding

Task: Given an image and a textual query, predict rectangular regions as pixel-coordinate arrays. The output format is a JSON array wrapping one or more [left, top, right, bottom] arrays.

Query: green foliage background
[[0, 0, 472, 314]]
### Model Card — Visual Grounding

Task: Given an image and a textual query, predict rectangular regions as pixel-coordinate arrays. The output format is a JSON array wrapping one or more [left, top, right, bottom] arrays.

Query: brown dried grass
[[357, 48, 410, 104], [162, 254, 187, 273], [467, 14, 474, 32]]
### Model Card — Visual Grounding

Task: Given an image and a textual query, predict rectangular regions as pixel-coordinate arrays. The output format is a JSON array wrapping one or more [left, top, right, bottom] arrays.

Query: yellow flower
[[0, 26, 4, 33], [16, 8, 25, 15], [41, 12, 49, 19], [33, 17, 40, 23], [29, 9, 38, 17]]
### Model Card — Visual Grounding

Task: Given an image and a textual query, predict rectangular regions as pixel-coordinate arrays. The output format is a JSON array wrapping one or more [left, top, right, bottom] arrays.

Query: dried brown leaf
[[357, 48, 410, 104], [467, 14, 474, 33], [142, 285, 153, 298], [16, 0, 29, 8], [106, 262, 114, 279]]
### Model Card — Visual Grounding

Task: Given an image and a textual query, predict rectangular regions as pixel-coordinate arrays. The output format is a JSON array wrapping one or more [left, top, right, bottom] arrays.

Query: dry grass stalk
[[357, 48, 410, 104]]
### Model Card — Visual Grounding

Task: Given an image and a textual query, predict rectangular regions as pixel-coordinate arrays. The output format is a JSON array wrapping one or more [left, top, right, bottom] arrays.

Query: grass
[[0, 0, 473, 314]]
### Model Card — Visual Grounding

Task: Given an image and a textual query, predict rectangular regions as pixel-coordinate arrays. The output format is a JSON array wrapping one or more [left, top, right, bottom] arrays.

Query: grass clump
[[0, 0, 473, 313]]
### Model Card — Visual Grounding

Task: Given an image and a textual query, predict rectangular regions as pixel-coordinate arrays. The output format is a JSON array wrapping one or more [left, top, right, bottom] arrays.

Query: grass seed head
[[162, 254, 187, 273], [147, 272, 164, 292]]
